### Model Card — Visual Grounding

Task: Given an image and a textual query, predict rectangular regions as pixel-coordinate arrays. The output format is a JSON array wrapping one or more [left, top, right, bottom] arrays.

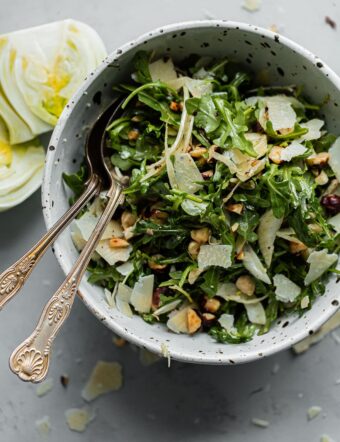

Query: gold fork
[[9, 104, 129, 383]]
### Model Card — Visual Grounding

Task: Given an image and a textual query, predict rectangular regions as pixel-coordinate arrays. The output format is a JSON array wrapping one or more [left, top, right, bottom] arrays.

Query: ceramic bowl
[[42, 20, 340, 364]]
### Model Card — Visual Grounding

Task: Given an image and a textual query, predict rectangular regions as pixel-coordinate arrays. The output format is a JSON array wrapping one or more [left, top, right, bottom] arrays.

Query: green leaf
[[200, 267, 221, 298], [133, 51, 152, 84], [62, 166, 87, 199]]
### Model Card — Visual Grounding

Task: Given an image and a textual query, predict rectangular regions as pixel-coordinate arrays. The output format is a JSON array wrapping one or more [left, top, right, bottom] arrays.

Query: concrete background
[[0, 1, 340, 441]]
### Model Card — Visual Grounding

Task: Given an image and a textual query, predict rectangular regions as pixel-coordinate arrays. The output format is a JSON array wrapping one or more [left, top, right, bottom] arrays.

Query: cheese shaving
[[81, 361, 123, 402]]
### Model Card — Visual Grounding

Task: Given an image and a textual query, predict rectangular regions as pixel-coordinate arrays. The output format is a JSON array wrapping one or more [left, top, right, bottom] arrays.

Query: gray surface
[[0, 0, 340, 441]]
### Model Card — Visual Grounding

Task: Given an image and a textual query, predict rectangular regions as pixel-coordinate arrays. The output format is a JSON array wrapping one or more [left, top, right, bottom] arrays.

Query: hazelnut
[[187, 308, 202, 334], [170, 101, 181, 112], [289, 241, 307, 254], [236, 250, 245, 260], [148, 255, 167, 271], [109, 237, 129, 248], [188, 241, 200, 259], [201, 313, 216, 329], [203, 297, 221, 313], [306, 152, 329, 167], [121, 211, 137, 230], [226, 203, 244, 215], [315, 170, 329, 186], [190, 227, 210, 244], [231, 222, 239, 233], [128, 129, 139, 141], [236, 275, 256, 296], [190, 147, 207, 158], [308, 223, 323, 234], [202, 170, 214, 179], [150, 209, 168, 224], [113, 337, 126, 347], [269, 146, 283, 164]]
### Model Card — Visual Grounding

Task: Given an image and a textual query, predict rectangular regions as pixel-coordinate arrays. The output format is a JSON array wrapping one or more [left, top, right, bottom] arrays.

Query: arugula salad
[[64, 52, 340, 343]]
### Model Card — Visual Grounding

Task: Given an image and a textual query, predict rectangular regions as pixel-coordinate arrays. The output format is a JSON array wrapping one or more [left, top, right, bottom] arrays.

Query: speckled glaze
[[42, 21, 340, 364]]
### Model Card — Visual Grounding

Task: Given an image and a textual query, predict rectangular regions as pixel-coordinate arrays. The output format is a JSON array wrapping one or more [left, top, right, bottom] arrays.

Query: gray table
[[1, 1, 340, 441]]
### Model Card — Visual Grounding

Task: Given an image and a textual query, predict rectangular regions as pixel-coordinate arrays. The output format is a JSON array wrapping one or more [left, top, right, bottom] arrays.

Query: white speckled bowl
[[42, 20, 340, 364]]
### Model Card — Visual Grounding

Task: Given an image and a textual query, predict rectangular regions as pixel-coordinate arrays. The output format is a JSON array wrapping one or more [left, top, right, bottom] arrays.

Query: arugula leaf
[[133, 50, 152, 84], [62, 166, 87, 199]]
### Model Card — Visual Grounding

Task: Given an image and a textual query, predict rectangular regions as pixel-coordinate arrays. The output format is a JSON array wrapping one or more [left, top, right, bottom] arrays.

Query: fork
[[9, 106, 129, 382], [0, 100, 121, 310]]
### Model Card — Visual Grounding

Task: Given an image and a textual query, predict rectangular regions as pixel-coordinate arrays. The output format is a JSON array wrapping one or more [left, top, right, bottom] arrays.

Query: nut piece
[[321, 194, 340, 214], [306, 152, 329, 167], [187, 308, 202, 334], [236, 275, 256, 296], [308, 223, 323, 234], [109, 237, 129, 248], [190, 147, 207, 158], [113, 337, 126, 348], [121, 211, 137, 230], [148, 255, 167, 271], [170, 101, 181, 112], [315, 170, 329, 186], [188, 241, 200, 259], [128, 129, 139, 141], [289, 241, 307, 254], [231, 222, 239, 233], [190, 227, 210, 244], [226, 203, 244, 215], [269, 146, 283, 164], [201, 170, 214, 180], [201, 312, 216, 328], [203, 297, 221, 313], [278, 127, 294, 135], [150, 209, 168, 224], [236, 250, 245, 260]]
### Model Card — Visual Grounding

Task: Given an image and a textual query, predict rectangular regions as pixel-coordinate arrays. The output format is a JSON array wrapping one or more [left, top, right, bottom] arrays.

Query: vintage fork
[[9, 109, 129, 383], [0, 100, 121, 310]]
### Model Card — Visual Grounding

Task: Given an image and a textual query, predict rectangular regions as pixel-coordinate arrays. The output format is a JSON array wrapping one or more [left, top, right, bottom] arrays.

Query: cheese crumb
[[161, 343, 171, 368], [251, 417, 269, 428], [35, 416, 51, 436], [36, 378, 54, 397], [307, 405, 322, 420], [81, 361, 123, 402], [243, 0, 262, 12], [65, 408, 93, 432]]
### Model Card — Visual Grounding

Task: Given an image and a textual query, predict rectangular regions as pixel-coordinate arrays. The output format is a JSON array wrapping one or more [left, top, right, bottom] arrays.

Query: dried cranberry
[[152, 287, 167, 309], [321, 194, 340, 214]]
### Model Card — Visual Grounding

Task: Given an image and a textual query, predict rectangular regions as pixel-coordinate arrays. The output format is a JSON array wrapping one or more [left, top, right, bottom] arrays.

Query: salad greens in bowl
[[43, 21, 340, 364]]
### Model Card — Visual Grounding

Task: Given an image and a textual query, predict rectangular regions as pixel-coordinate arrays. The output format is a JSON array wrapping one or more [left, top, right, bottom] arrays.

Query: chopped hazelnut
[[113, 337, 126, 348], [289, 241, 307, 254], [236, 250, 245, 260], [109, 237, 129, 248], [190, 227, 210, 244], [308, 223, 323, 234], [150, 209, 168, 224], [148, 255, 167, 271], [188, 241, 200, 259], [202, 170, 214, 179], [128, 129, 139, 141], [170, 101, 181, 112], [306, 152, 329, 167], [187, 308, 202, 334], [190, 147, 207, 158], [269, 146, 283, 164], [315, 170, 329, 186], [203, 297, 221, 313], [226, 203, 244, 215], [121, 211, 137, 230], [201, 313, 216, 328], [236, 275, 256, 296]]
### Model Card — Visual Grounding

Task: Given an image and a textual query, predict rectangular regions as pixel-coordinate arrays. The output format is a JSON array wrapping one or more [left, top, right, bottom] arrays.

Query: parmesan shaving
[[304, 249, 338, 285], [130, 275, 154, 313], [258, 209, 283, 267], [273, 274, 301, 303], [65, 408, 93, 432], [36, 378, 54, 397], [197, 244, 232, 270], [82, 361, 123, 402], [243, 244, 271, 284]]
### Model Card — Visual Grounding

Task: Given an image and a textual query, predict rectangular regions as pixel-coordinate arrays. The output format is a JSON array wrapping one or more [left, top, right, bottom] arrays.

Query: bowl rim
[[42, 19, 340, 364]]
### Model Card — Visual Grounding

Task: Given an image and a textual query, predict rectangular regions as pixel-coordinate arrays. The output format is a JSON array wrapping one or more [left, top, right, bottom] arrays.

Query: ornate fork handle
[[0, 175, 101, 310], [10, 183, 124, 383]]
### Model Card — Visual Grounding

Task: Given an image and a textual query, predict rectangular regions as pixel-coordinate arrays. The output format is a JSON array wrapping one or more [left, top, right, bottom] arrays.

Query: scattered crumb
[[35, 416, 51, 436], [139, 348, 161, 366], [82, 361, 123, 402], [243, 0, 261, 12], [307, 406, 322, 421], [321, 435, 335, 442], [271, 363, 280, 375], [161, 343, 171, 368], [301, 295, 310, 309], [65, 408, 93, 433], [292, 311, 340, 354], [60, 374, 69, 388], [112, 336, 127, 347], [268, 24, 279, 33], [251, 417, 270, 428], [325, 16, 337, 29], [36, 378, 54, 397]]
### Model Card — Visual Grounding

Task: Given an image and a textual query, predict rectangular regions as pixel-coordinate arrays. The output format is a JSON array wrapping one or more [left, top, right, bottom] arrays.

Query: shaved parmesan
[[73, 211, 123, 241], [328, 212, 340, 233], [213, 149, 265, 181], [280, 142, 307, 162], [130, 275, 154, 313], [197, 244, 232, 270], [65, 408, 93, 432], [258, 209, 283, 267], [35, 416, 51, 436], [149, 57, 177, 84], [245, 95, 304, 109], [167, 306, 189, 333], [243, 244, 271, 284], [95, 240, 132, 266], [276, 227, 301, 244], [36, 378, 54, 397], [307, 406, 322, 420], [216, 282, 237, 300], [273, 274, 301, 303], [304, 249, 338, 285], [104, 288, 115, 308], [236, 158, 266, 182], [115, 283, 133, 317], [329, 137, 340, 181], [245, 132, 268, 158], [168, 76, 213, 97], [81, 361, 122, 402], [181, 199, 208, 216], [267, 100, 297, 131], [153, 299, 182, 317], [218, 313, 234, 331], [299, 119, 324, 141], [116, 261, 134, 276], [172, 152, 203, 194], [245, 301, 266, 325], [243, 0, 262, 12]]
